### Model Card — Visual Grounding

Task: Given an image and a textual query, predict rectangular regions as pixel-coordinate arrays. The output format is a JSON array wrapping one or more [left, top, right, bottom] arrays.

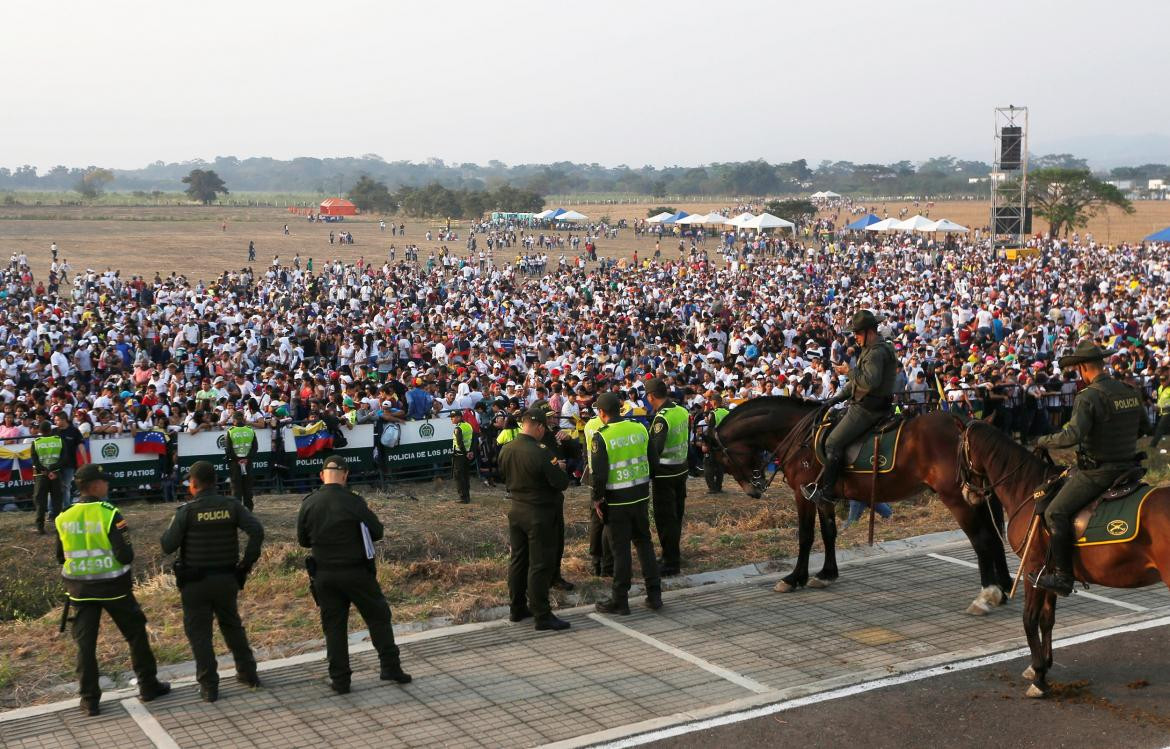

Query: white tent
[[925, 218, 969, 233], [556, 210, 588, 221], [703, 212, 731, 224], [744, 212, 795, 230], [865, 218, 902, 232], [677, 213, 709, 225], [726, 212, 756, 227], [810, 190, 841, 199], [533, 209, 557, 219], [646, 211, 674, 223], [893, 215, 935, 231]]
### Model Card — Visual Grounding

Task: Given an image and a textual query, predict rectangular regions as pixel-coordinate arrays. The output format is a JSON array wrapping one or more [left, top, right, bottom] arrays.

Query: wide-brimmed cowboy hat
[[848, 310, 882, 333], [1058, 340, 1113, 369]]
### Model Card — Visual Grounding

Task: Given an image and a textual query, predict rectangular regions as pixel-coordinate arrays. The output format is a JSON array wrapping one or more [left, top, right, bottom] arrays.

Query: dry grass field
[[3, 198, 1169, 284]]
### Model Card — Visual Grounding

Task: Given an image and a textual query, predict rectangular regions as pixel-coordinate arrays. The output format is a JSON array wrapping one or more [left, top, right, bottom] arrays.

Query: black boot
[[380, 663, 412, 684], [1032, 521, 1076, 597], [802, 449, 844, 510], [595, 596, 630, 615]]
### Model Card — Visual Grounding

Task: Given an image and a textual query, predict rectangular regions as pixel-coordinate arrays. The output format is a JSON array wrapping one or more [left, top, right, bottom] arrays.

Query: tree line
[[346, 178, 544, 218]]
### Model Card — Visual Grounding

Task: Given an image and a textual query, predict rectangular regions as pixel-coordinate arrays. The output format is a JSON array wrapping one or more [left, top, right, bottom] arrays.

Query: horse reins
[[712, 404, 825, 496], [957, 423, 1043, 555]]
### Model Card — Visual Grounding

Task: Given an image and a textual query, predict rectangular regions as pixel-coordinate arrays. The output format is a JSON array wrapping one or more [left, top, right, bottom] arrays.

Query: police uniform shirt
[[55, 497, 134, 600], [1035, 375, 1149, 463], [297, 484, 383, 567], [161, 489, 264, 569], [498, 433, 570, 510]]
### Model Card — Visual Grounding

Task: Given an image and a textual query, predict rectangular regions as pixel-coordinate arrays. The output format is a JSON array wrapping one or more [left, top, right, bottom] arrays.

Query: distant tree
[[649, 180, 668, 199], [1022, 168, 1134, 238], [765, 199, 817, 222], [182, 169, 228, 205], [647, 206, 675, 217], [347, 175, 394, 212], [1030, 153, 1090, 171], [75, 167, 114, 199]]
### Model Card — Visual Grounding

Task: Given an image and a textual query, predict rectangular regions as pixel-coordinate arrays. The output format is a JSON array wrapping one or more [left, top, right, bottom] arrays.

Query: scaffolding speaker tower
[[991, 106, 1028, 249]]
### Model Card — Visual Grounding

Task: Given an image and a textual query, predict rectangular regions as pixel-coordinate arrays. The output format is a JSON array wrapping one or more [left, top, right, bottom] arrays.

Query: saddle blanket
[[1075, 485, 1155, 546], [813, 418, 905, 475]]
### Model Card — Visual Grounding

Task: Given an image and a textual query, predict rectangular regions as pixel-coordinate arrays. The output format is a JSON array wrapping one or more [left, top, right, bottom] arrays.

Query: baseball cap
[[321, 455, 348, 471]]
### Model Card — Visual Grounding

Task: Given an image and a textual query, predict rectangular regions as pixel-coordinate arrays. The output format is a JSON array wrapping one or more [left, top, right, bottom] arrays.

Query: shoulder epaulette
[[100, 501, 118, 512]]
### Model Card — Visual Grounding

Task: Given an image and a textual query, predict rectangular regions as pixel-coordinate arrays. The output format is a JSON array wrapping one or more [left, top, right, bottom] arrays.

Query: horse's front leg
[[943, 493, 1008, 615], [775, 491, 816, 592], [808, 501, 839, 588], [1021, 584, 1054, 698]]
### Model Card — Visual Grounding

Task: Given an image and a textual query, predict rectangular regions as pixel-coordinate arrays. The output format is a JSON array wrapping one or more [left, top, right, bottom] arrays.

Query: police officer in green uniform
[[1032, 341, 1149, 596], [804, 310, 898, 509], [225, 411, 259, 510], [582, 407, 613, 577], [297, 455, 411, 694], [590, 392, 663, 614], [531, 400, 576, 592], [32, 420, 65, 534], [160, 460, 264, 702], [451, 410, 474, 503], [702, 394, 730, 494], [645, 378, 690, 577], [497, 405, 572, 631], [55, 464, 170, 716]]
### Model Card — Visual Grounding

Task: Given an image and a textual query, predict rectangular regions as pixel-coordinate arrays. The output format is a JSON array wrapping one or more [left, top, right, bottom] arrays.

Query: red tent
[[319, 197, 357, 216]]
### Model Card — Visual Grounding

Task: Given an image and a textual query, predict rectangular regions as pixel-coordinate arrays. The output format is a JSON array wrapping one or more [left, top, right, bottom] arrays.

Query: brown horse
[[708, 397, 1013, 614], [959, 420, 1170, 697]]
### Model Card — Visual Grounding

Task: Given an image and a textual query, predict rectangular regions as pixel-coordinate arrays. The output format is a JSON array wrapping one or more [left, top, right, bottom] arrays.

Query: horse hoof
[[1025, 684, 1047, 699], [966, 600, 991, 616], [1022, 666, 1036, 681], [773, 580, 795, 593], [807, 577, 830, 590]]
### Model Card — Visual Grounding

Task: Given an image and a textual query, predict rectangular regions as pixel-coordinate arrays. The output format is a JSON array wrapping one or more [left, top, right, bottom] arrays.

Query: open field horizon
[[1, 198, 1168, 284]]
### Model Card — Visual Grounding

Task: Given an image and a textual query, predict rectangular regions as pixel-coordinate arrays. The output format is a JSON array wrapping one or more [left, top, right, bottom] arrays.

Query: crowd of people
[[4, 215, 1170, 515]]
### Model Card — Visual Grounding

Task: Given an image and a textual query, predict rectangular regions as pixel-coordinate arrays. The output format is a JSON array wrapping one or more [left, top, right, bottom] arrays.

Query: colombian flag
[[0, 443, 34, 482], [292, 421, 333, 458], [134, 429, 169, 455]]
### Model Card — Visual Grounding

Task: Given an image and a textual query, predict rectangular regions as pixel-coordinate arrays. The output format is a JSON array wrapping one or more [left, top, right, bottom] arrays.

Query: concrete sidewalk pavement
[[3, 532, 1167, 749]]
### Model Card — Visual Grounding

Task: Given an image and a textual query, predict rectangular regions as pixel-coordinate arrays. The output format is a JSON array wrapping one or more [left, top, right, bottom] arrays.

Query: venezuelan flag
[[0, 443, 32, 482], [75, 438, 92, 467], [134, 429, 169, 455], [292, 421, 333, 458]]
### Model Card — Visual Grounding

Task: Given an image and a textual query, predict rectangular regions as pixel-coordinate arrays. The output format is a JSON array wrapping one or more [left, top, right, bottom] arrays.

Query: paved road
[[2, 533, 1167, 749], [648, 626, 1170, 749]]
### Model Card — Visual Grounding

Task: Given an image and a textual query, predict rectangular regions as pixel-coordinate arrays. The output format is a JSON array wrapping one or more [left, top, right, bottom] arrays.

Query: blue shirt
[[406, 388, 433, 420]]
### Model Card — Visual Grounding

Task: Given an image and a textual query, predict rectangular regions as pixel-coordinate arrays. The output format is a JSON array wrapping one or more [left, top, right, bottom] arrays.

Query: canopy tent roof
[[677, 213, 710, 225], [744, 212, 795, 230], [810, 190, 842, 199], [926, 218, 970, 233], [725, 212, 756, 227], [845, 213, 882, 230], [865, 218, 903, 232], [1145, 226, 1170, 242], [660, 210, 690, 224], [893, 215, 936, 231], [703, 211, 731, 224], [319, 197, 357, 216], [555, 210, 588, 221], [534, 207, 567, 220], [646, 211, 675, 223]]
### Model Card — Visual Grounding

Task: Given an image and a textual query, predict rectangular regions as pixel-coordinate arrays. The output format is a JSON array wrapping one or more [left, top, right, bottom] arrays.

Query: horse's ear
[[981, 412, 995, 424]]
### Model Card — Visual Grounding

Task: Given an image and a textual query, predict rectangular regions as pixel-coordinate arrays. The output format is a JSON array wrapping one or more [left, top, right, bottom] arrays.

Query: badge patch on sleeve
[[653, 422, 665, 433]]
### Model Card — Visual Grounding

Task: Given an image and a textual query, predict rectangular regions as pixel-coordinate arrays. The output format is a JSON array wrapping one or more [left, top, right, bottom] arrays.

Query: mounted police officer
[[645, 378, 690, 577], [160, 460, 264, 702], [804, 309, 897, 509], [55, 464, 170, 716], [497, 404, 572, 631], [590, 392, 663, 614], [225, 410, 259, 510], [297, 455, 411, 694], [1032, 341, 1149, 596]]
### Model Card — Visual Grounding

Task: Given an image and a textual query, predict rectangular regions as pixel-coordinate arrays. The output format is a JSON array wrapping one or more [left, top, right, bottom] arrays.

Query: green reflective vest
[[56, 502, 128, 588], [712, 407, 729, 427], [583, 416, 604, 471], [655, 404, 690, 471], [1158, 385, 1170, 413], [496, 427, 517, 446], [227, 425, 255, 458], [601, 420, 650, 505], [34, 435, 63, 466], [453, 421, 473, 451]]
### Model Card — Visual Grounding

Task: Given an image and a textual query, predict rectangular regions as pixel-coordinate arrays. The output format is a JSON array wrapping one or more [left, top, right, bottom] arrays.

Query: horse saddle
[[812, 411, 906, 474], [1033, 466, 1151, 545]]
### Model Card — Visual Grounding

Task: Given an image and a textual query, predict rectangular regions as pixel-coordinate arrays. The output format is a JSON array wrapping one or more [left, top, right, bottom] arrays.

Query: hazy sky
[[4, 0, 1167, 170]]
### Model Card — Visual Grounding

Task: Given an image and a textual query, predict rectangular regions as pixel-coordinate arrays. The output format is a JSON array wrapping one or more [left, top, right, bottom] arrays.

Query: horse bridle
[[710, 406, 822, 496], [957, 422, 1047, 555]]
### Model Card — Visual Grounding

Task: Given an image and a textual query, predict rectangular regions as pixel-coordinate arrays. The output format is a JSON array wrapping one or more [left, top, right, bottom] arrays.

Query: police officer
[[804, 309, 897, 509], [160, 460, 264, 702], [582, 405, 613, 577], [451, 409, 474, 504], [297, 455, 411, 694], [590, 392, 663, 614], [645, 378, 690, 577], [225, 411, 259, 510], [55, 464, 170, 716], [702, 393, 730, 494], [531, 400, 576, 592], [32, 419, 65, 534], [1032, 341, 1149, 595], [497, 405, 572, 631]]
